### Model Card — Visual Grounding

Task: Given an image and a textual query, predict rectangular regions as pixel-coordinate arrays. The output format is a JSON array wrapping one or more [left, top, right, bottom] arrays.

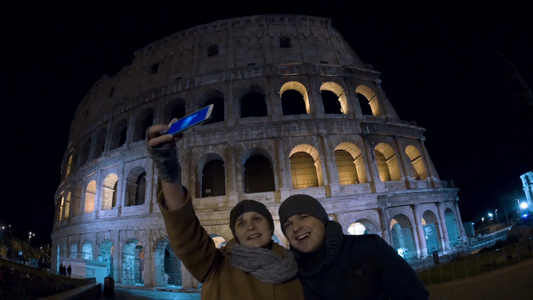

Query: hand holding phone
[[161, 104, 214, 136]]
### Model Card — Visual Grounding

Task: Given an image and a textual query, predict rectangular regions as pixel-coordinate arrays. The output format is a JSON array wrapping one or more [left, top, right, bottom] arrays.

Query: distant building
[[52, 14, 466, 288], [520, 171, 533, 212]]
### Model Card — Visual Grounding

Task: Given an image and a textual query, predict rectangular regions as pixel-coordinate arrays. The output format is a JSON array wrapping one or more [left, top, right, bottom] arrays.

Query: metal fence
[[418, 237, 533, 285]]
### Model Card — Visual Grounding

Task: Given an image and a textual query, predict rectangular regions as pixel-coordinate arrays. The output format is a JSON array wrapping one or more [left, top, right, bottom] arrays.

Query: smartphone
[[162, 104, 214, 136]]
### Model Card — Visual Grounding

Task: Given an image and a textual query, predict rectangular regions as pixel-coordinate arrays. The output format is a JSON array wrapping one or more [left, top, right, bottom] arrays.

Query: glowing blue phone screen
[[167, 106, 211, 135]]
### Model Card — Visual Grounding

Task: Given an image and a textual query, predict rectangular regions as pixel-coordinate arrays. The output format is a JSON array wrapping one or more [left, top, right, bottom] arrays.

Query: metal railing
[[418, 236, 533, 285]]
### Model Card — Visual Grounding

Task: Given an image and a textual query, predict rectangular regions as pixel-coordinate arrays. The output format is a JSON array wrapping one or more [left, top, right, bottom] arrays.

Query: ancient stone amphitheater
[[52, 14, 466, 288]]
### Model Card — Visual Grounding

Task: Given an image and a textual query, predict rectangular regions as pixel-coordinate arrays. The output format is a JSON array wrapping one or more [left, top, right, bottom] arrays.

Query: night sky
[[1, 1, 532, 247]]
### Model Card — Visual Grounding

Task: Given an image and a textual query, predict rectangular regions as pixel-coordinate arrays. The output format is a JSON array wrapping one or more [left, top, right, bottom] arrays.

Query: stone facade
[[52, 14, 466, 288]]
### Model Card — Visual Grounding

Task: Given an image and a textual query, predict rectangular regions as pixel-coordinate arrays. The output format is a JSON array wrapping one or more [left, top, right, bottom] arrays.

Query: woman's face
[[234, 212, 273, 248]]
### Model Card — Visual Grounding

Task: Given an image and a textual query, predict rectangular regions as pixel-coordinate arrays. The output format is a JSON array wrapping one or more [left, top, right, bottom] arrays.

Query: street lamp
[[28, 231, 35, 245], [520, 202, 529, 210], [495, 209, 499, 223]]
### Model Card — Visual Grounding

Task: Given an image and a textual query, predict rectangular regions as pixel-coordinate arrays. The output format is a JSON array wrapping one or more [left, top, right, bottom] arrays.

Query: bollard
[[104, 276, 115, 296]]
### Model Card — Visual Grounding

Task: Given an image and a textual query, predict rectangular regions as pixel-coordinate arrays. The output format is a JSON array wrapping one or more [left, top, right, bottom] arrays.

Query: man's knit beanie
[[229, 200, 274, 238], [278, 194, 329, 233]]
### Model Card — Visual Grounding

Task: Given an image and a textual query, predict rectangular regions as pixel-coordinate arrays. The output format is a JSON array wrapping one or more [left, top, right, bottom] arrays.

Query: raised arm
[[145, 123, 186, 211]]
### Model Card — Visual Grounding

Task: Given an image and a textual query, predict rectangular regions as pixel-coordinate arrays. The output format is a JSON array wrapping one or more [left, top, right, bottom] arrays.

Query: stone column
[[275, 137, 291, 202], [412, 204, 428, 258], [437, 202, 450, 252], [227, 142, 239, 207], [379, 207, 391, 244]]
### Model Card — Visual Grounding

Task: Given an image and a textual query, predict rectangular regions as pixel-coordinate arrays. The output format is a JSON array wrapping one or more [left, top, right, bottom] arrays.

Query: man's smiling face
[[283, 214, 325, 253]]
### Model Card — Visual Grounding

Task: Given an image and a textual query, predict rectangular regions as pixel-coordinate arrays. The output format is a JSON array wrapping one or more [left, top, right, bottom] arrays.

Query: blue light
[[522, 213, 528, 218]]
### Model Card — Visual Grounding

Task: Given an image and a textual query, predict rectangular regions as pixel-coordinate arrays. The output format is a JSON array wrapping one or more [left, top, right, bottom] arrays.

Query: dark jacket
[[298, 234, 429, 300]]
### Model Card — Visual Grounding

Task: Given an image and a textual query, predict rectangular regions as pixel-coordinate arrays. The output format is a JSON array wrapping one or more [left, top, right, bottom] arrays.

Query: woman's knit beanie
[[229, 200, 274, 237], [278, 194, 329, 233]]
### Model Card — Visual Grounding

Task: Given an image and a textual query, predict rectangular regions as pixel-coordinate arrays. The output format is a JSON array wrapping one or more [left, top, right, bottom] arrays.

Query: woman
[[146, 122, 304, 300]]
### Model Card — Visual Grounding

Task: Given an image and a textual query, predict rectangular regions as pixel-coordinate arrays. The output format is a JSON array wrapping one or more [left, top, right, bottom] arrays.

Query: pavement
[[100, 287, 201, 300]]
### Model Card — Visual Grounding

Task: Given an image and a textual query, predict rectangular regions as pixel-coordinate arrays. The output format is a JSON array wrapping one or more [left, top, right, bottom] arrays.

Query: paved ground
[[100, 287, 201, 300]]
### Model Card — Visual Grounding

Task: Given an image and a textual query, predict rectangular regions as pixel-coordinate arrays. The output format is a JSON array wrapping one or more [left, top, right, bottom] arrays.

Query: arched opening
[[241, 91, 267, 118], [84, 180, 96, 213], [81, 241, 93, 260], [110, 119, 128, 150], [289, 152, 319, 189], [445, 208, 460, 246], [132, 108, 154, 142], [422, 210, 441, 255], [126, 167, 147, 206], [210, 234, 227, 249], [335, 149, 359, 185], [98, 240, 114, 277], [164, 244, 182, 286], [203, 94, 224, 124], [347, 219, 378, 235], [280, 81, 309, 115], [201, 159, 226, 197], [94, 128, 106, 158], [390, 214, 416, 259], [405, 145, 427, 180], [122, 239, 144, 286], [79, 138, 92, 165], [374, 143, 401, 181], [164, 98, 186, 123], [281, 90, 307, 115], [243, 154, 275, 193], [69, 243, 78, 258], [102, 173, 119, 210], [64, 192, 71, 219], [321, 90, 342, 114], [356, 85, 382, 116]]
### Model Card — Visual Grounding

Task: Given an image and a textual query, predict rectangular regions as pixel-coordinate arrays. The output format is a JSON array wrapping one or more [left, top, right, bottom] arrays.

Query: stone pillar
[[437, 202, 450, 252], [360, 134, 379, 193], [379, 207, 391, 244], [275, 137, 291, 202], [227, 142, 239, 207], [454, 200, 467, 239], [412, 204, 428, 258], [319, 134, 339, 197], [394, 135, 410, 181]]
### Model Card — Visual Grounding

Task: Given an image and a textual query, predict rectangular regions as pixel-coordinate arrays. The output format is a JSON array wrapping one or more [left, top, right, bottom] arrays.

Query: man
[[278, 194, 429, 300]]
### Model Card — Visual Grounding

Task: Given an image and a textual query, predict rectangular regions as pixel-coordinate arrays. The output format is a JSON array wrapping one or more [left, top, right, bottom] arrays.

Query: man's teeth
[[297, 233, 309, 240]]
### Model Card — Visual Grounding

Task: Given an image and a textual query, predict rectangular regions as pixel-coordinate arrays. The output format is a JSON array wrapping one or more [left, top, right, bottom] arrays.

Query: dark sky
[[1, 1, 532, 247]]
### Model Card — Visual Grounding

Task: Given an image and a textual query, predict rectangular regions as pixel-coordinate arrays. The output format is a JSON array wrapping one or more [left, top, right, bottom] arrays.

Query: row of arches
[[56, 203, 461, 288], [57, 166, 147, 221], [64, 81, 384, 178], [57, 140, 429, 221]]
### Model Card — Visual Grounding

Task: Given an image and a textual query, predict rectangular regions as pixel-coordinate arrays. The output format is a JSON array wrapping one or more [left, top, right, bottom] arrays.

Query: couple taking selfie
[[146, 120, 429, 300]]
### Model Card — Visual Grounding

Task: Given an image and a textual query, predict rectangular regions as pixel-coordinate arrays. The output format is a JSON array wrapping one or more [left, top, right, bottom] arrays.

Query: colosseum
[[52, 14, 466, 288]]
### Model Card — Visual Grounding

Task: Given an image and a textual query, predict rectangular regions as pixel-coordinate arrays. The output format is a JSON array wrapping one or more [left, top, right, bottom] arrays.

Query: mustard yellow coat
[[158, 194, 304, 300]]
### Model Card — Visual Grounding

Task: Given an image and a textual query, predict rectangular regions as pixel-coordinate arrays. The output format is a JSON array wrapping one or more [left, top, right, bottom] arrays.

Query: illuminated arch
[[280, 81, 310, 115], [374, 143, 401, 181], [405, 145, 427, 180], [320, 81, 349, 114], [335, 142, 368, 184], [84, 180, 96, 213], [390, 214, 416, 259], [102, 173, 119, 210], [356, 85, 382, 116], [289, 144, 323, 189]]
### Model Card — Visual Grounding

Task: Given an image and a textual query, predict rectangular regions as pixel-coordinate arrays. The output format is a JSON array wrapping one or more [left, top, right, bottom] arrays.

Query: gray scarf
[[292, 221, 344, 277], [228, 242, 298, 284]]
